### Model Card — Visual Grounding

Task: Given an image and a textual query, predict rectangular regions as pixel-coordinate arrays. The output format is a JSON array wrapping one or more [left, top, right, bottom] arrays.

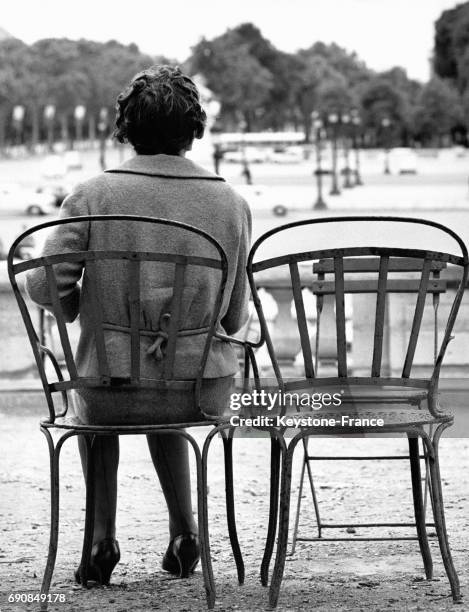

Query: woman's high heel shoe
[[75, 538, 120, 586], [162, 533, 200, 578]]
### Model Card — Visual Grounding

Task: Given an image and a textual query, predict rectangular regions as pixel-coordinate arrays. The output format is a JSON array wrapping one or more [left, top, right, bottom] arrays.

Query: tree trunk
[[60, 113, 69, 149], [47, 121, 54, 152], [302, 111, 311, 144], [0, 107, 6, 155], [99, 132, 107, 171], [30, 104, 40, 152], [243, 110, 252, 133], [88, 114, 96, 145]]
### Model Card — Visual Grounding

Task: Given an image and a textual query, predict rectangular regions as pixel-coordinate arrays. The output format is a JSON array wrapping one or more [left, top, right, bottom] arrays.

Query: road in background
[[0, 146, 468, 255]]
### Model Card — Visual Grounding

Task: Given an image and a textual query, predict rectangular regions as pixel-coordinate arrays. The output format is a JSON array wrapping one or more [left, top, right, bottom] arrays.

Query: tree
[[30, 39, 89, 144], [413, 77, 463, 145], [360, 77, 407, 146], [301, 41, 371, 89], [290, 54, 345, 140], [73, 39, 155, 140], [0, 39, 54, 149], [190, 31, 273, 130], [227, 23, 299, 129], [434, 2, 469, 92], [317, 74, 355, 115]]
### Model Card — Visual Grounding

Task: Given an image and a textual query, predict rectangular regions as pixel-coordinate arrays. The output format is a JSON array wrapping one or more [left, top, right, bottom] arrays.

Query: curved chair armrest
[[39, 344, 69, 419], [214, 331, 259, 348], [214, 332, 262, 392]]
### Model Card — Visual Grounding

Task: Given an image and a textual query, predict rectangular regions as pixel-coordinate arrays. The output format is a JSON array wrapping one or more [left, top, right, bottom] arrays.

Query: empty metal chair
[[246, 216, 468, 608], [291, 255, 446, 549]]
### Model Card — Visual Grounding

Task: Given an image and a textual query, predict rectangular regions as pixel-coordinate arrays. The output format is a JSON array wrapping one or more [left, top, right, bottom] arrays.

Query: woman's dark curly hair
[[114, 65, 206, 155]]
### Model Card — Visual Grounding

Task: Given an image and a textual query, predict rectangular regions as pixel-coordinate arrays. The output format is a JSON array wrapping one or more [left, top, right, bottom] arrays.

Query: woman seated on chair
[[25, 66, 251, 585]]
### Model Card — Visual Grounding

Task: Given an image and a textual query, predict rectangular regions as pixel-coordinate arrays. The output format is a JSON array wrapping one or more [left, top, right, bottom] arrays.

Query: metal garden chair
[[7, 215, 247, 610], [291, 255, 446, 550], [246, 216, 468, 608]]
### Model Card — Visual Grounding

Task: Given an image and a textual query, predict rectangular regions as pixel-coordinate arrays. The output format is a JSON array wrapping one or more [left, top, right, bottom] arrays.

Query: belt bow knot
[[146, 313, 171, 361]]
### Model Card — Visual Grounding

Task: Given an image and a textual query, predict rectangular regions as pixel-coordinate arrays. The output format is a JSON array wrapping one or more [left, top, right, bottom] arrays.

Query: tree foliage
[[413, 77, 463, 145], [189, 23, 464, 145], [0, 37, 158, 146], [0, 11, 466, 148]]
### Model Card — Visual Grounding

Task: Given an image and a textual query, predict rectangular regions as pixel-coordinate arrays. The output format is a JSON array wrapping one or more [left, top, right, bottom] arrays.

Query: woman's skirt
[[71, 376, 235, 426]]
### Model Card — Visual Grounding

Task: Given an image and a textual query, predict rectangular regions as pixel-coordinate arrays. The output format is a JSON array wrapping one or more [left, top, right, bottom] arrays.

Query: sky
[[1, 0, 463, 82]]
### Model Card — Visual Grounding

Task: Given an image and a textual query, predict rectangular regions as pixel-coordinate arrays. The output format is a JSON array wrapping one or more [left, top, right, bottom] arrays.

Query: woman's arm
[[25, 185, 90, 322], [221, 200, 252, 335]]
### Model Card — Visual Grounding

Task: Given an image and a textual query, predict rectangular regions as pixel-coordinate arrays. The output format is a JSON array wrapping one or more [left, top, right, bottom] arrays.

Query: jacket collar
[[105, 154, 225, 181]]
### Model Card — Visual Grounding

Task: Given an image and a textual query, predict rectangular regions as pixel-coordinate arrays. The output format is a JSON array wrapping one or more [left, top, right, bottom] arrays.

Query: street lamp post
[[12, 105, 25, 147], [328, 112, 341, 195], [341, 113, 353, 188], [44, 104, 56, 152], [239, 119, 252, 185], [312, 112, 327, 210], [97, 107, 108, 171], [351, 110, 363, 186], [381, 117, 392, 174], [74, 105, 86, 149], [206, 98, 222, 174]]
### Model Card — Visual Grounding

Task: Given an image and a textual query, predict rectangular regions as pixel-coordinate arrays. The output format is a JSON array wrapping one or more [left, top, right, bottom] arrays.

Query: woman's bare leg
[[146, 433, 198, 538], [77, 435, 120, 545]]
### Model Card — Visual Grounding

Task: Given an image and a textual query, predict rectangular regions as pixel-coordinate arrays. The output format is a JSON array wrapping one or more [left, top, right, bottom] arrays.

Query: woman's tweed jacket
[[25, 154, 252, 381]]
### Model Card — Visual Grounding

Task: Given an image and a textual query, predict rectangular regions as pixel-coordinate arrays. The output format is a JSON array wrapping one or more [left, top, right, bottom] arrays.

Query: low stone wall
[[1, 261, 468, 385], [0, 262, 42, 379], [254, 265, 469, 379]]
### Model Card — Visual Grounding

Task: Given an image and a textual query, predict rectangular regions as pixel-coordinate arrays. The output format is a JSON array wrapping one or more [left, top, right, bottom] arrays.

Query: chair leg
[[423, 424, 435, 518], [290, 449, 306, 557], [304, 437, 322, 539], [260, 434, 281, 587], [222, 428, 245, 585], [79, 435, 96, 588], [268, 435, 299, 609], [200, 428, 221, 609], [39, 428, 71, 611], [422, 428, 461, 601], [408, 435, 433, 579]]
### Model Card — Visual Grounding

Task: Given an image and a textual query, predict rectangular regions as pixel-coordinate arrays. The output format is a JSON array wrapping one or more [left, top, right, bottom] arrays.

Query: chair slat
[[311, 279, 445, 295], [313, 266, 325, 376], [163, 262, 187, 379], [128, 259, 141, 382], [402, 258, 432, 378], [371, 256, 389, 377], [85, 259, 111, 379], [432, 270, 441, 364], [313, 257, 446, 274], [253, 247, 461, 273], [289, 262, 314, 378], [334, 256, 347, 377], [44, 264, 78, 379], [15, 250, 222, 272]]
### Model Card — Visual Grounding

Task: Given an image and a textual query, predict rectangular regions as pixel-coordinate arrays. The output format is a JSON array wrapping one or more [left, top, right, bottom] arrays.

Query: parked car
[[269, 146, 304, 164], [36, 182, 73, 207], [64, 150, 83, 170], [389, 148, 418, 174], [235, 184, 288, 216], [224, 146, 269, 163], [41, 155, 67, 179], [0, 183, 56, 216]]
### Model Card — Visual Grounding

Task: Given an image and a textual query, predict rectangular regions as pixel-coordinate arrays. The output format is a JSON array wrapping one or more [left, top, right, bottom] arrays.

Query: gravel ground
[[0, 395, 468, 612]]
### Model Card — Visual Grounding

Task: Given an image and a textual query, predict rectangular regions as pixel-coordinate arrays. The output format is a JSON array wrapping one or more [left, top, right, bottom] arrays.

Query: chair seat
[[41, 415, 218, 433], [272, 382, 429, 403], [278, 405, 452, 432]]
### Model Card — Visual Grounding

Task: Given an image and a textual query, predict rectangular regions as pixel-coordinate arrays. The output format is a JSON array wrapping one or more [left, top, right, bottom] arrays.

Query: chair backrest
[[312, 256, 446, 377], [247, 216, 468, 409], [8, 215, 228, 422]]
